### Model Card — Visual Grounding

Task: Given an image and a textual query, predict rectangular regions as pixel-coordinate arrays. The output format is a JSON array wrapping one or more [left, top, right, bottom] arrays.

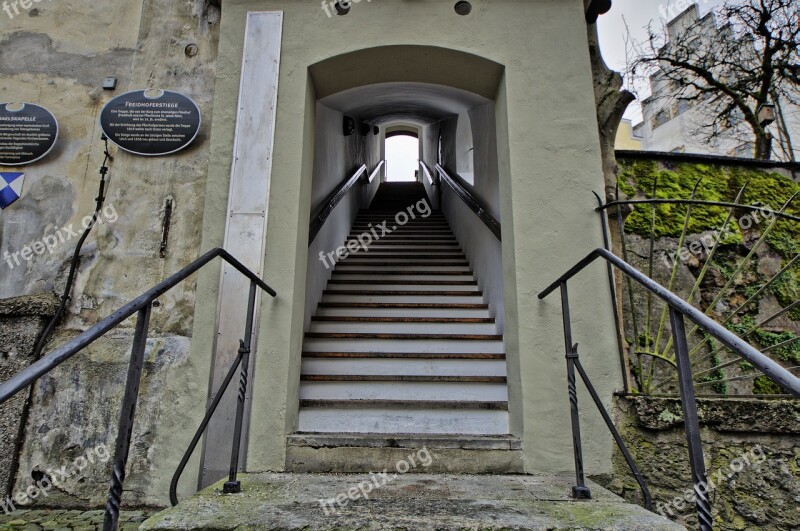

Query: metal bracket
[[566, 343, 579, 359]]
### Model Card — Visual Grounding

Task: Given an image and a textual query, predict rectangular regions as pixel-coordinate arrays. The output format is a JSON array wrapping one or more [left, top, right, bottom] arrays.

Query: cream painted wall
[[304, 103, 381, 333], [438, 101, 505, 333], [193, 0, 621, 480]]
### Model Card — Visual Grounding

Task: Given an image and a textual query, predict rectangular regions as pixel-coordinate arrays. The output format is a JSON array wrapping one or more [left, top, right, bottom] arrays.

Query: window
[[652, 109, 671, 129]]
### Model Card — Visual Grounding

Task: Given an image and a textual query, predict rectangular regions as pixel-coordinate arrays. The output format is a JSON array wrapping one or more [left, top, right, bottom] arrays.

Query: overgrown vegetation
[[616, 159, 799, 395]]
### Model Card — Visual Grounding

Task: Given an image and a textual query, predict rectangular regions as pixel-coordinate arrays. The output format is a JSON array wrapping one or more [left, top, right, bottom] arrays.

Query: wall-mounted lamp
[[359, 122, 370, 136], [373, 126, 379, 135], [454, 1, 472, 15], [757, 103, 776, 127], [343, 115, 355, 136]]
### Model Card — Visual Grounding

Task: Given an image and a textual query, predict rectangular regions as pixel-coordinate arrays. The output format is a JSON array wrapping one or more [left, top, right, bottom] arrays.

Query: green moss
[[752, 375, 783, 394], [617, 161, 798, 247], [637, 333, 654, 348], [729, 315, 800, 363], [729, 167, 800, 259], [618, 162, 741, 240], [769, 265, 800, 321]]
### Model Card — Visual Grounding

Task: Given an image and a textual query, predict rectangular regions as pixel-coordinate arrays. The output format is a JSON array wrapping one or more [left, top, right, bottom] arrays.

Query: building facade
[[0, 0, 623, 509], [634, 4, 800, 161]]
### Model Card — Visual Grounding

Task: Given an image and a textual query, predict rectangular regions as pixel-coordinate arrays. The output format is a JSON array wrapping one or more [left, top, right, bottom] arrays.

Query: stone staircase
[[130, 183, 684, 530], [299, 182, 509, 436]]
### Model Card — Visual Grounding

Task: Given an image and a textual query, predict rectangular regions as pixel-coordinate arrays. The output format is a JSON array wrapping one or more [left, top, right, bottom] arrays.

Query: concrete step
[[330, 273, 476, 281], [321, 293, 485, 304], [141, 473, 684, 530], [314, 306, 493, 318], [332, 265, 472, 273], [303, 337, 504, 353], [308, 321, 498, 334], [301, 358, 507, 376], [333, 254, 466, 262], [328, 271, 478, 286], [298, 405, 509, 434], [302, 351, 506, 359], [325, 284, 480, 292], [338, 253, 469, 269], [364, 240, 460, 246], [298, 381, 508, 401], [327, 278, 476, 285], [348, 230, 454, 236]]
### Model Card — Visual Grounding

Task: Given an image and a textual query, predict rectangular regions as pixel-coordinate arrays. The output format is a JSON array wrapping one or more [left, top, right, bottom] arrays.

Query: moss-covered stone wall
[[600, 396, 799, 531], [614, 155, 799, 395]]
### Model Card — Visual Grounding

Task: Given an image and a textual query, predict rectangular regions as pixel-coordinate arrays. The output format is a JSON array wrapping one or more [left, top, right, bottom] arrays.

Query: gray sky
[[597, 0, 727, 123]]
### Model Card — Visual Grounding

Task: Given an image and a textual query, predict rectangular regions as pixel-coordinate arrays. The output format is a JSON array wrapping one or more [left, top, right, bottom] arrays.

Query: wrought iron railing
[[597, 163, 799, 397], [539, 248, 800, 531], [0, 248, 276, 531]]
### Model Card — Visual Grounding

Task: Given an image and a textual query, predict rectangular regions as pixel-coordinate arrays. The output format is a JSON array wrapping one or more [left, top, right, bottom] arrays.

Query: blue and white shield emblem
[[0, 172, 25, 209]]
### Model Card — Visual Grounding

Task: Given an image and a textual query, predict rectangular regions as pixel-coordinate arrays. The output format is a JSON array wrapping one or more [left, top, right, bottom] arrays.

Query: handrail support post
[[669, 307, 713, 531], [103, 304, 152, 531], [223, 281, 257, 494], [560, 282, 591, 500]]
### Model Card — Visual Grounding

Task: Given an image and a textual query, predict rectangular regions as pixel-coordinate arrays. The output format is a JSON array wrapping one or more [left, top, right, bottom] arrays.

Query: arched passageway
[[302, 46, 511, 438]]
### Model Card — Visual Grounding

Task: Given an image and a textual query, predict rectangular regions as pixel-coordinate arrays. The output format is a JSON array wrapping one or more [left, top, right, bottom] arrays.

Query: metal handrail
[[434, 164, 502, 240], [539, 247, 800, 531], [539, 248, 800, 394], [419, 161, 435, 186], [308, 164, 369, 245], [367, 160, 385, 184], [0, 248, 276, 531]]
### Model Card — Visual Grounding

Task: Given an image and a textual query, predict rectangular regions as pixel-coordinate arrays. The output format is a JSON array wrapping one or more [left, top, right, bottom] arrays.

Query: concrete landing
[[141, 473, 684, 530]]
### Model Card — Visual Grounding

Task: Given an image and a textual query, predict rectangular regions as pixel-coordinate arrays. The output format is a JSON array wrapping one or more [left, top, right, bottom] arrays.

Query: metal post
[[593, 192, 630, 394], [669, 307, 713, 531], [560, 282, 591, 499], [103, 304, 152, 531], [223, 281, 257, 494]]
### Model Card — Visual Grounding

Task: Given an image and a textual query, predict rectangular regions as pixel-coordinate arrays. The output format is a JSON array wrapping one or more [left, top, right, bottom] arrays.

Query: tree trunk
[[755, 131, 773, 160], [587, 22, 635, 202], [587, 21, 636, 392]]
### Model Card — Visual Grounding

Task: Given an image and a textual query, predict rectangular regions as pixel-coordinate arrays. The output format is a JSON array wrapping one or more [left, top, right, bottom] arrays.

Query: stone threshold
[[287, 432, 522, 450], [140, 473, 685, 530]]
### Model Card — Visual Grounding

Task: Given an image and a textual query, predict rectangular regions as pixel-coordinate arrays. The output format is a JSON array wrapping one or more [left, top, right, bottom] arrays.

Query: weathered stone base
[[141, 473, 684, 530], [0, 509, 155, 530], [286, 433, 524, 474], [600, 396, 799, 531], [0, 293, 58, 497]]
